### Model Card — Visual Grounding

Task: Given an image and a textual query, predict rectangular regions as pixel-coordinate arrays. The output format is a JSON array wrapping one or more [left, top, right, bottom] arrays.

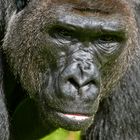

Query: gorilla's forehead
[[51, 0, 130, 15]]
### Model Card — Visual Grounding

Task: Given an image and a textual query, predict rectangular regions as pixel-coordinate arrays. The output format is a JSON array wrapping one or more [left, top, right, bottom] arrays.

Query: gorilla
[[0, 0, 140, 140]]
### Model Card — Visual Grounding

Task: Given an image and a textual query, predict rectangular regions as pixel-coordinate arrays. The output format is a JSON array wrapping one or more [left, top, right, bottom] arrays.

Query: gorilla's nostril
[[68, 78, 80, 89], [86, 81, 95, 86], [67, 77, 97, 89]]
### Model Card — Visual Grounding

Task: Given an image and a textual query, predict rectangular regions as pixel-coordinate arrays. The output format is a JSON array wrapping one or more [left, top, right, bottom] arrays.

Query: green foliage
[[41, 129, 81, 140]]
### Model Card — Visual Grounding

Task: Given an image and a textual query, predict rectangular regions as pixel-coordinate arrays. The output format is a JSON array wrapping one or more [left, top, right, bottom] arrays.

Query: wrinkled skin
[[0, 0, 140, 140]]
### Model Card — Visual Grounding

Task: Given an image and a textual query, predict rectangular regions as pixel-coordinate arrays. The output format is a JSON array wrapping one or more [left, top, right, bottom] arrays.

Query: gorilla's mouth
[[44, 106, 93, 131], [49, 107, 93, 122]]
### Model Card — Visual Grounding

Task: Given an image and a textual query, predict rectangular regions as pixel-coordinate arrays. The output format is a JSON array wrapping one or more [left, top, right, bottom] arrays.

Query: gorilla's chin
[[44, 107, 93, 131]]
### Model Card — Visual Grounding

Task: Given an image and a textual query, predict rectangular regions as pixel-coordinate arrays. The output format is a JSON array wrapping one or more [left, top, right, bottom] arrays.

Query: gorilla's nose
[[59, 61, 100, 99], [59, 61, 100, 100], [62, 61, 100, 89]]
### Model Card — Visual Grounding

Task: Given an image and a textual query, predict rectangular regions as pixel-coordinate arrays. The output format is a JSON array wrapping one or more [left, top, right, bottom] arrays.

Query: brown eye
[[96, 32, 125, 44], [48, 25, 77, 42], [49, 26, 74, 41], [55, 28, 72, 40], [97, 35, 118, 43]]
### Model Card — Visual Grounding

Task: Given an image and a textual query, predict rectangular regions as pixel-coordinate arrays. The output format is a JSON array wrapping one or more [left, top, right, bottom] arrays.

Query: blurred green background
[[41, 129, 81, 140]]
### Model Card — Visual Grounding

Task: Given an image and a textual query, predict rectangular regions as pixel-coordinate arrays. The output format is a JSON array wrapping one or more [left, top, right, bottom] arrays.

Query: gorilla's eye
[[48, 25, 75, 41], [94, 34, 124, 54], [97, 34, 123, 43], [15, 0, 30, 12]]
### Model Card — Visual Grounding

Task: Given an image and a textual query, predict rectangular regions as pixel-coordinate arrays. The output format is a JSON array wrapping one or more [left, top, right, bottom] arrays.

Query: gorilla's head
[[2, 0, 137, 131]]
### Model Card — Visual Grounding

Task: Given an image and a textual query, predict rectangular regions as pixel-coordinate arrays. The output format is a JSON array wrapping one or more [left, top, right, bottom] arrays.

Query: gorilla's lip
[[43, 105, 94, 130], [44, 102, 93, 122], [45, 102, 93, 117], [57, 112, 92, 121]]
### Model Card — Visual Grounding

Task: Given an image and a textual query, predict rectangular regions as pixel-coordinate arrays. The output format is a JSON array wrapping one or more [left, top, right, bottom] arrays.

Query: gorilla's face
[[3, 0, 133, 130]]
